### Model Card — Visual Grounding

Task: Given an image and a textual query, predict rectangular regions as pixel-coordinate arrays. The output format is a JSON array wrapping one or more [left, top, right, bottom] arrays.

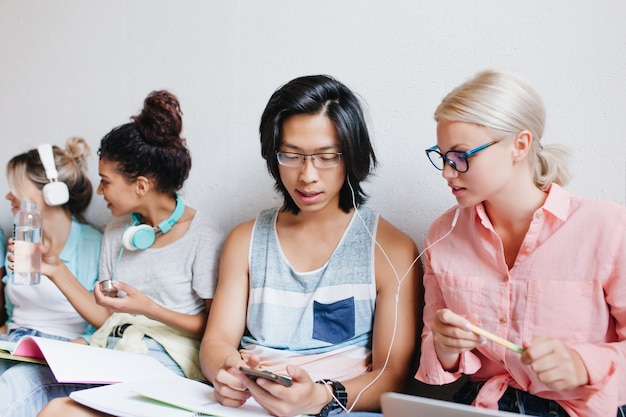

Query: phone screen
[[239, 367, 292, 387]]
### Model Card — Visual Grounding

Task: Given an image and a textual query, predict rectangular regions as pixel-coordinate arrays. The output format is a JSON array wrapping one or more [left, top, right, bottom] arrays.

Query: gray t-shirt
[[99, 211, 223, 315]]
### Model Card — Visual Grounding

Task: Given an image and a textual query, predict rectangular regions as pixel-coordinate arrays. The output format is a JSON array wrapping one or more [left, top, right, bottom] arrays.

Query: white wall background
[[1, 1, 624, 247]]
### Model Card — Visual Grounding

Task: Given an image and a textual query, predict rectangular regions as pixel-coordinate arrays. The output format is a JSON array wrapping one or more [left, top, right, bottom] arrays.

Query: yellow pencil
[[470, 325, 525, 354]]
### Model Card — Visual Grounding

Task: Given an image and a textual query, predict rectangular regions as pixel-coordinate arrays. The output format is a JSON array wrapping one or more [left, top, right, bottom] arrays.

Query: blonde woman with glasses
[[417, 70, 626, 417]]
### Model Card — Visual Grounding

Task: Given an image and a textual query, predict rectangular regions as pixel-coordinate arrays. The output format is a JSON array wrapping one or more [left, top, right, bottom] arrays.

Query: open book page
[[0, 339, 46, 364], [0, 340, 17, 353], [71, 374, 302, 417], [6, 336, 174, 383], [130, 374, 278, 416]]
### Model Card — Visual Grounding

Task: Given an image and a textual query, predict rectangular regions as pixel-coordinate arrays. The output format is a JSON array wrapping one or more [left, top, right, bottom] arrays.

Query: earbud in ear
[[451, 207, 460, 228]]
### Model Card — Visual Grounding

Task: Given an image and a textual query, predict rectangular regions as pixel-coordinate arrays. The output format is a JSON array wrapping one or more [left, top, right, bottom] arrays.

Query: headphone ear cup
[[121, 225, 156, 251], [42, 181, 70, 206]]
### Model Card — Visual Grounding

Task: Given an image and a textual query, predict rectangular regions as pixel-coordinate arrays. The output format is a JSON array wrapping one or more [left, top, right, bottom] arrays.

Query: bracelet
[[313, 380, 347, 417]]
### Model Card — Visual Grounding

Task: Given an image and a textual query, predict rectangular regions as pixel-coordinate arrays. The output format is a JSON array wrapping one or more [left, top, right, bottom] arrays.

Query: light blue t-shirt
[[3, 219, 102, 339], [0, 228, 5, 268]]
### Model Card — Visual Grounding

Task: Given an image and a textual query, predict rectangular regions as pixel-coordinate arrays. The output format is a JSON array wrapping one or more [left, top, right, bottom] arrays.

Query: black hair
[[98, 90, 191, 195], [260, 75, 376, 214]]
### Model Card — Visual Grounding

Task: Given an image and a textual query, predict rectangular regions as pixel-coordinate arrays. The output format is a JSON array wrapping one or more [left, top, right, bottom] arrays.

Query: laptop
[[381, 392, 520, 416]]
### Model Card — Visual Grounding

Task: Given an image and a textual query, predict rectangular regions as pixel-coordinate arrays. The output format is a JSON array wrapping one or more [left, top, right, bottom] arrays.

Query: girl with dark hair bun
[[99, 90, 191, 195], [6, 90, 224, 417]]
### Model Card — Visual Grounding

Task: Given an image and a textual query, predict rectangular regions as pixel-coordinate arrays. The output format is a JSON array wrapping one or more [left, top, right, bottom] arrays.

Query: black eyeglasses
[[276, 152, 343, 169], [425, 140, 499, 173]]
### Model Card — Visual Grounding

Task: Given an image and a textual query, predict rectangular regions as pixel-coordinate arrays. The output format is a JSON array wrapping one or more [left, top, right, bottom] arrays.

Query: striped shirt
[[241, 206, 378, 380]]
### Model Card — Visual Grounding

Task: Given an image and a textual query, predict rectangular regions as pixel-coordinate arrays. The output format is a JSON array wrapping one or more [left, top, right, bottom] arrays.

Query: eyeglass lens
[[276, 152, 342, 168], [427, 150, 468, 172]]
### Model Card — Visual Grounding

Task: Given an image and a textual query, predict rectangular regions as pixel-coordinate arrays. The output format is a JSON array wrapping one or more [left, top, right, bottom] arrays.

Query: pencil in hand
[[469, 324, 525, 354]]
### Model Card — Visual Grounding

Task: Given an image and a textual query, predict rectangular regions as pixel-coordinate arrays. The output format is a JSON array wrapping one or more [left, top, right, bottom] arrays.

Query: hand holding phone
[[239, 367, 292, 387]]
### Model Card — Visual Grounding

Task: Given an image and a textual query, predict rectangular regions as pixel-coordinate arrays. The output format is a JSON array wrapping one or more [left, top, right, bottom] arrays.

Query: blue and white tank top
[[242, 206, 378, 354]]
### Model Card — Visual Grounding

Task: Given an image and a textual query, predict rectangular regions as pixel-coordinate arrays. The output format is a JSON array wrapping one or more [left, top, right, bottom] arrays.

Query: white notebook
[[70, 374, 300, 417], [0, 336, 173, 384], [381, 392, 521, 417]]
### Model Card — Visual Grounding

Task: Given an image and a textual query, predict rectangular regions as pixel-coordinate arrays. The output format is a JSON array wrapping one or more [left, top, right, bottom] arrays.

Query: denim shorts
[[456, 380, 626, 416], [0, 327, 70, 343], [454, 380, 568, 416], [105, 336, 185, 376]]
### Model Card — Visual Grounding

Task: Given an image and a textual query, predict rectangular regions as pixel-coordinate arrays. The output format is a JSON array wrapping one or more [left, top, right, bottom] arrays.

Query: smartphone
[[239, 367, 292, 387]]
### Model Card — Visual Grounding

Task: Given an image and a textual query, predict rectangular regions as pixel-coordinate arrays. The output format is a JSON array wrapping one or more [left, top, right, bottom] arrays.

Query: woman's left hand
[[521, 336, 589, 390]]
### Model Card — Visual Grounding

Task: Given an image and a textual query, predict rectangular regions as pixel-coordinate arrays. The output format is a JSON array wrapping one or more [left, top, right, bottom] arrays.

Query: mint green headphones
[[121, 195, 185, 251]]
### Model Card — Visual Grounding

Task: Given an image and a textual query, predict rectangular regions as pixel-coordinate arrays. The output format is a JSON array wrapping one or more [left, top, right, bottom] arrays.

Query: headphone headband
[[130, 194, 185, 234], [37, 144, 60, 181], [124, 195, 185, 251], [157, 194, 185, 234], [37, 143, 70, 206]]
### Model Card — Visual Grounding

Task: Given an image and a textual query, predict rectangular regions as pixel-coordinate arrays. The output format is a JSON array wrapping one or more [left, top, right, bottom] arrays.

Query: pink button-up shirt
[[416, 184, 626, 417]]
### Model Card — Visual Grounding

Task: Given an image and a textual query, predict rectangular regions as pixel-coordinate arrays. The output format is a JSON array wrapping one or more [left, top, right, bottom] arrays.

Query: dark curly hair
[[98, 90, 191, 195]]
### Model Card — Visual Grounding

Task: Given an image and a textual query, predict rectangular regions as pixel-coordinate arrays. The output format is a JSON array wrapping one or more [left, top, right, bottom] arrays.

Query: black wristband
[[314, 380, 347, 417]]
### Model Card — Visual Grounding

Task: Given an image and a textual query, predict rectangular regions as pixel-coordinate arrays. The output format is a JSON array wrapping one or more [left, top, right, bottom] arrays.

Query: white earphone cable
[[338, 179, 458, 412]]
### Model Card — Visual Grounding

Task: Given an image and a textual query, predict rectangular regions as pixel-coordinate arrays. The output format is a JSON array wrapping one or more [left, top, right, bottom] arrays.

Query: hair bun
[[64, 136, 91, 172], [132, 90, 183, 146]]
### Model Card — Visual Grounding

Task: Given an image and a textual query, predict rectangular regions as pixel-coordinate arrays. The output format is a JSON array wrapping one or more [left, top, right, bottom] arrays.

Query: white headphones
[[37, 144, 70, 206], [121, 194, 185, 251]]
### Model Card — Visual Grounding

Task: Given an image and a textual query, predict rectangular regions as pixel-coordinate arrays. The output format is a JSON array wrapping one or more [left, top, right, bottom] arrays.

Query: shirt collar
[[540, 183, 570, 221], [473, 183, 571, 224]]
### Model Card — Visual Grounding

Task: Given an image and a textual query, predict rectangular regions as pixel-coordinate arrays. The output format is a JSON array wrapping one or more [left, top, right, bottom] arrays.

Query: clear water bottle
[[12, 201, 42, 285]]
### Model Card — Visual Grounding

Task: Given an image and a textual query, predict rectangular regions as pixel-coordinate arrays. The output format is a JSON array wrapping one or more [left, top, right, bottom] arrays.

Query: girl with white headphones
[[1, 137, 100, 344]]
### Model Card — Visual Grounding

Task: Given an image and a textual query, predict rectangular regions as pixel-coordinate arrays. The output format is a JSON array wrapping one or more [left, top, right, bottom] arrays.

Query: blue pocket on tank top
[[313, 297, 355, 344]]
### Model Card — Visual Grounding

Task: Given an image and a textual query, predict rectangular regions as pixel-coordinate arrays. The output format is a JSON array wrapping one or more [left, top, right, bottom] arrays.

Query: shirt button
[[535, 212, 543, 219], [499, 316, 507, 324], [524, 242, 532, 249], [499, 360, 505, 366], [502, 275, 509, 282]]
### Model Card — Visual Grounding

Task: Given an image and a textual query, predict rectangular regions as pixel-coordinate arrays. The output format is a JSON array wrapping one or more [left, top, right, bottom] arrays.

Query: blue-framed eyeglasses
[[425, 140, 499, 173], [276, 152, 343, 169]]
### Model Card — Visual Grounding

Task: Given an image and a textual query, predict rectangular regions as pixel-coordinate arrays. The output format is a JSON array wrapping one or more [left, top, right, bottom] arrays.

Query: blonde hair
[[434, 69, 571, 189], [7, 137, 93, 223]]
